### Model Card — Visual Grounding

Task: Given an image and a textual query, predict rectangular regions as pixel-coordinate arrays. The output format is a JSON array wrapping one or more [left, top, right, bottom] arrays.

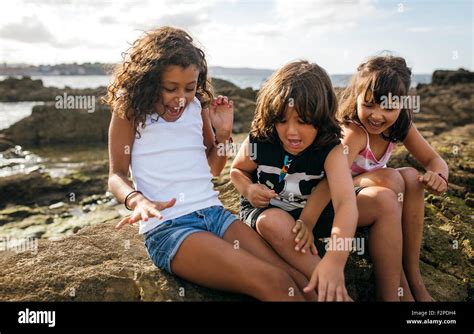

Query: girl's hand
[[247, 183, 277, 208], [303, 257, 353, 301], [115, 196, 177, 230], [418, 171, 448, 195], [209, 95, 233, 143], [292, 219, 318, 255]]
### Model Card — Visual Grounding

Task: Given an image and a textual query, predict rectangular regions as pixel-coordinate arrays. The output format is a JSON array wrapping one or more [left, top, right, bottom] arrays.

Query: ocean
[[0, 73, 432, 130]]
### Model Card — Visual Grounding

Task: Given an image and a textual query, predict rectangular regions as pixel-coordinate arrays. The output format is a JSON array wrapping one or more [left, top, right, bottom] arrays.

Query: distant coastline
[[0, 62, 433, 89]]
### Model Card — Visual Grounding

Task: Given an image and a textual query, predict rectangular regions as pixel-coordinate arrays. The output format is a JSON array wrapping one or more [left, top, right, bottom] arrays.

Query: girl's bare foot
[[407, 272, 435, 301]]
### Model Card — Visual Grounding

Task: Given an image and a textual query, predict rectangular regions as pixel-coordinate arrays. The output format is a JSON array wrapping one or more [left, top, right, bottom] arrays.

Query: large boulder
[[0, 145, 471, 301], [0, 76, 106, 102], [0, 220, 246, 301], [1, 103, 111, 146], [431, 68, 474, 86], [0, 204, 469, 301], [1, 77, 256, 145]]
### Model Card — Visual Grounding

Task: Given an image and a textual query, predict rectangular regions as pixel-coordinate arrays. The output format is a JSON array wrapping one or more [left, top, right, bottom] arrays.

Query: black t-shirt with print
[[240, 133, 340, 213]]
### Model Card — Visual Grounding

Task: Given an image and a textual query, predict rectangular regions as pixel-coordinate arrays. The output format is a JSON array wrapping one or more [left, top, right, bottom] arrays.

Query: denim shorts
[[144, 205, 237, 274]]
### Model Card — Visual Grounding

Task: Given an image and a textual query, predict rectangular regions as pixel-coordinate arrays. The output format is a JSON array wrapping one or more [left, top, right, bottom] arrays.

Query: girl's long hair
[[337, 55, 413, 142], [102, 26, 213, 132]]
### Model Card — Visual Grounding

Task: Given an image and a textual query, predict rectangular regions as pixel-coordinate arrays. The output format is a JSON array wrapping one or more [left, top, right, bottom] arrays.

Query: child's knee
[[374, 188, 402, 218], [256, 209, 294, 247], [398, 167, 423, 191], [380, 168, 405, 195]]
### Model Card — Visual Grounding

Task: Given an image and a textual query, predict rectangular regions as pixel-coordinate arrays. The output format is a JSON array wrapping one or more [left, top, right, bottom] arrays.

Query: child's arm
[[298, 179, 330, 228], [304, 144, 358, 301], [202, 96, 233, 177], [230, 136, 277, 207], [340, 122, 370, 167], [295, 125, 365, 254], [292, 179, 330, 254], [108, 113, 176, 230], [403, 124, 449, 194]]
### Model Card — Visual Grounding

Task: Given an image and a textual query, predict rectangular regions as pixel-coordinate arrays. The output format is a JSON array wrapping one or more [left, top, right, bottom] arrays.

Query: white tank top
[[131, 97, 222, 234]]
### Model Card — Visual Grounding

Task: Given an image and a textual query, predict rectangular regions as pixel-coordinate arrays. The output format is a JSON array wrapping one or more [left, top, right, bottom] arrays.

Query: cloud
[[126, 1, 216, 31], [0, 16, 55, 44], [407, 26, 433, 33], [99, 16, 119, 25], [274, 0, 380, 32]]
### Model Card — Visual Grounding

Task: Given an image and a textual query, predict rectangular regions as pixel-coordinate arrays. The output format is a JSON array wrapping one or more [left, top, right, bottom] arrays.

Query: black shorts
[[240, 186, 365, 239]]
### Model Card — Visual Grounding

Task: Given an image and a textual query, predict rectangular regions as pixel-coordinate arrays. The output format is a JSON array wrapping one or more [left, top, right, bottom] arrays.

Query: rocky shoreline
[[0, 70, 472, 301]]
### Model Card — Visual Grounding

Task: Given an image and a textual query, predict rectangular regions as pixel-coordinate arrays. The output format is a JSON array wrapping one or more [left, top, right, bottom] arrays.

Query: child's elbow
[[107, 173, 116, 190], [229, 168, 240, 183]]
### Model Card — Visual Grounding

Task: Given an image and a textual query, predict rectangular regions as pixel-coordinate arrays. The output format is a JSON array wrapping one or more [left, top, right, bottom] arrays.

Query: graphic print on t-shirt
[[244, 134, 339, 213], [256, 164, 325, 211]]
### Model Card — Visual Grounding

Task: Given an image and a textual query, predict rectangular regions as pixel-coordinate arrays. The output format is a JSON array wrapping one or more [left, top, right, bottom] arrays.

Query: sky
[[0, 0, 472, 73]]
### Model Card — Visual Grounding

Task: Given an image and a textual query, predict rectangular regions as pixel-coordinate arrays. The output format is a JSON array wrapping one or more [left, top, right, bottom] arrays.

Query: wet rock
[[1, 103, 112, 146], [0, 161, 108, 209]]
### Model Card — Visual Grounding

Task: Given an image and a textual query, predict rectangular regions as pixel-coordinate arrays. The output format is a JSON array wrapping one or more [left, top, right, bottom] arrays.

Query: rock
[[387, 124, 473, 301], [414, 83, 474, 133], [0, 220, 246, 301], [432, 68, 474, 85], [0, 73, 472, 301], [0, 137, 14, 152], [0, 76, 106, 102], [211, 77, 240, 91], [0, 202, 468, 301], [0, 130, 470, 301], [212, 79, 257, 134], [49, 202, 66, 210], [0, 162, 108, 209], [1, 103, 112, 146], [0, 77, 257, 146]]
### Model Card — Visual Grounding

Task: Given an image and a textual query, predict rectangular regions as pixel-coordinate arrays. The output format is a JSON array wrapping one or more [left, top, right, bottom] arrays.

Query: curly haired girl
[[104, 27, 314, 301]]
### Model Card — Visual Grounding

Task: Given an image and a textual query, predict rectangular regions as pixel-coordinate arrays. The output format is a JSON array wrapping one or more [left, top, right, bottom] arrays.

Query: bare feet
[[410, 282, 435, 301], [407, 272, 435, 301]]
